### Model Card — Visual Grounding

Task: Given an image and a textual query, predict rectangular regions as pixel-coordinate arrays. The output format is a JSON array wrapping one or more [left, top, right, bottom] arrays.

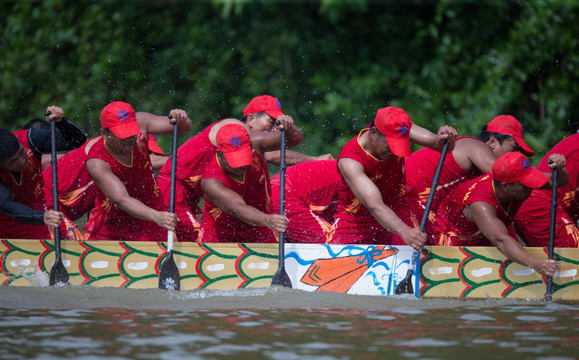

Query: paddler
[[198, 123, 289, 243], [405, 114, 535, 243], [0, 106, 87, 239], [83, 101, 191, 241], [157, 95, 326, 242], [433, 151, 567, 277], [514, 133, 579, 247], [331, 106, 456, 249]]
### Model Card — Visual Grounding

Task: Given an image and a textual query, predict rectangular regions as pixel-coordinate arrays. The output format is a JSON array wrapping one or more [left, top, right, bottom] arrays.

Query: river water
[[0, 286, 577, 360]]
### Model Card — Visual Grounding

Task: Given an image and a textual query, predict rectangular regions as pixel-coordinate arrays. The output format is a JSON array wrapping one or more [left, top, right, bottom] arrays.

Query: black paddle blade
[[49, 259, 69, 286], [271, 268, 292, 288], [158, 251, 180, 290], [394, 269, 414, 295]]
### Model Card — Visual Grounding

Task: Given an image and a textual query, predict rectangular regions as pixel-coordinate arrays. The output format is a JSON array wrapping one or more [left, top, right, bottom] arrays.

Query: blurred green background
[[1, 0, 578, 163]]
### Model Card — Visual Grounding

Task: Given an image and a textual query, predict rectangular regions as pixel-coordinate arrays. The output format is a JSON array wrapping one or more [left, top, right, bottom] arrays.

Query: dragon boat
[[1, 239, 577, 302]]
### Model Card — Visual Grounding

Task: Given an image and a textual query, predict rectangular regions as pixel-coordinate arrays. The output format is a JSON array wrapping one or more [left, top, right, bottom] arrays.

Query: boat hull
[[1, 239, 577, 301]]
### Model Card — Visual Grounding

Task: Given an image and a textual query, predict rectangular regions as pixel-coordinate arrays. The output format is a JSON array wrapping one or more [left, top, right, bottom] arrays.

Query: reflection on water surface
[[0, 286, 577, 359]]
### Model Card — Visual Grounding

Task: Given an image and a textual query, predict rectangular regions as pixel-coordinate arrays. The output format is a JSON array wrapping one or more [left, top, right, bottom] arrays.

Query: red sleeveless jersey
[[535, 133, 579, 220], [157, 121, 221, 242], [158, 121, 218, 213], [84, 135, 165, 241], [333, 129, 409, 244], [43, 136, 99, 221], [0, 130, 51, 239], [514, 133, 579, 247], [199, 150, 275, 243], [271, 159, 341, 243], [434, 173, 524, 246], [405, 136, 481, 211]]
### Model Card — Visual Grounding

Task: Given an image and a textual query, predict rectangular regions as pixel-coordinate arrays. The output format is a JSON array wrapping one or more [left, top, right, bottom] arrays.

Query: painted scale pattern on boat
[[419, 246, 579, 302], [0, 239, 278, 290], [2, 239, 579, 301]]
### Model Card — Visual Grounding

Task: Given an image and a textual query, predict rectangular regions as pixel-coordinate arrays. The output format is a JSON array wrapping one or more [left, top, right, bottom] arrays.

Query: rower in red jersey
[[332, 106, 456, 250], [198, 124, 289, 243], [0, 106, 86, 239], [433, 152, 567, 277], [158, 95, 320, 242], [84, 101, 191, 241], [405, 115, 535, 243], [514, 133, 579, 247], [271, 159, 342, 243]]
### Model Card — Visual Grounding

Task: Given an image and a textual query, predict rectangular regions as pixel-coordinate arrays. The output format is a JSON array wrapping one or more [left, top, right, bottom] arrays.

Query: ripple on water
[[516, 315, 557, 322], [460, 313, 496, 321], [398, 338, 459, 347]]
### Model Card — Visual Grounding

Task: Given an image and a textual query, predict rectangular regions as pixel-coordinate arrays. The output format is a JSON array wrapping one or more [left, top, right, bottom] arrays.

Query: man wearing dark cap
[[199, 124, 288, 243], [0, 106, 86, 239], [433, 152, 567, 277], [84, 101, 191, 241], [405, 114, 534, 243], [331, 106, 456, 249]]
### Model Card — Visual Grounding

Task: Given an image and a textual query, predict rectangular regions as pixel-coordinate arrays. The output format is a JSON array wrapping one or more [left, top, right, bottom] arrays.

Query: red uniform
[[332, 129, 418, 244], [157, 122, 220, 242], [198, 150, 275, 243], [271, 159, 341, 243], [405, 136, 483, 243], [84, 135, 166, 241], [405, 136, 482, 211], [434, 173, 524, 246], [514, 133, 579, 247], [0, 130, 52, 239], [43, 137, 99, 221]]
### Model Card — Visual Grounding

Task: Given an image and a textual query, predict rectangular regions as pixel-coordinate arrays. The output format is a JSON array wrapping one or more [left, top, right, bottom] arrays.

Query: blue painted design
[[229, 136, 243, 148], [522, 158, 531, 170], [397, 125, 409, 135], [285, 251, 314, 265], [117, 110, 130, 121], [355, 246, 384, 267]]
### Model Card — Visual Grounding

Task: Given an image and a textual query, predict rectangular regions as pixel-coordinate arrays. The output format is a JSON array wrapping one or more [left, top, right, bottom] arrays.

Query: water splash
[[18, 264, 49, 287]]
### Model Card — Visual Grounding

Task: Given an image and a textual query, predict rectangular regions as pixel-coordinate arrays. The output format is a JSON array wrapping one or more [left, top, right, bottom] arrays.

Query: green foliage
[[1, 0, 577, 161]]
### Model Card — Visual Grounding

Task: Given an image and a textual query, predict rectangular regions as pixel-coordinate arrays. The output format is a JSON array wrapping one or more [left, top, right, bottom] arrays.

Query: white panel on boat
[[247, 262, 269, 270], [207, 264, 225, 271], [178, 262, 187, 269], [10, 259, 31, 267], [471, 267, 493, 277], [512, 268, 534, 276], [127, 262, 148, 270], [556, 269, 577, 278], [63, 260, 71, 267], [428, 266, 453, 275], [90, 261, 109, 269]]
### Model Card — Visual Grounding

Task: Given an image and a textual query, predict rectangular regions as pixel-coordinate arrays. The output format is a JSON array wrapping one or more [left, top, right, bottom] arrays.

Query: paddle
[[158, 115, 181, 290], [271, 124, 292, 288], [545, 159, 558, 302], [395, 140, 449, 295], [46, 111, 69, 286]]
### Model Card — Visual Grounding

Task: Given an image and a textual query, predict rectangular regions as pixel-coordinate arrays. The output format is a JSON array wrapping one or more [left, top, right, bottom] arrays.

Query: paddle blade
[[271, 267, 292, 288], [394, 269, 414, 295], [49, 259, 69, 286], [158, 251, 180, 290]]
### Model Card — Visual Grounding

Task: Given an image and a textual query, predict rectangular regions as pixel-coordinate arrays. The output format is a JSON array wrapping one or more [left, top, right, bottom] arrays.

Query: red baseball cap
[[100, 101, 141, 139], [147, 134, 165, 155], [243, 95, 284, 119], [492, 152, 547, 188], [487, 115, 534, 156], [216, 124, 253, 168], [374, 106, 413, 157]]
